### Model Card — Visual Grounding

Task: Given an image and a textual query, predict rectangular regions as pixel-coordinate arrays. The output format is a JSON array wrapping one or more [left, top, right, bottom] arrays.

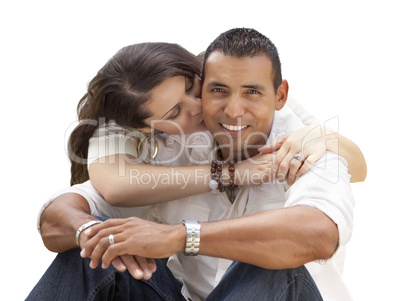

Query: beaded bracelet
[[209, 160, 225, 193]]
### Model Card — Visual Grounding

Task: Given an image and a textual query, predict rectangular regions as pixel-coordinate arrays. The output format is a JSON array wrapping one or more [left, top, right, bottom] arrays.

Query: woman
[[66, 42, 366, 209]]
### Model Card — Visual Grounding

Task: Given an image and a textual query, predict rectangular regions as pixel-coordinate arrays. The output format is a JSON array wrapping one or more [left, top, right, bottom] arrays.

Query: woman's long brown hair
[[68, 43, 202, 185]]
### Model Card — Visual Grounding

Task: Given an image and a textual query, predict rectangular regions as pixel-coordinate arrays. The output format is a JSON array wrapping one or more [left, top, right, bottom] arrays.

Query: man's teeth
[[222, 124, 248, 131]]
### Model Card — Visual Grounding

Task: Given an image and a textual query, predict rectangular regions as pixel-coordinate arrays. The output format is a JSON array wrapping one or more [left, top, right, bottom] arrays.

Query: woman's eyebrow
[[161, 103, 179, 119]]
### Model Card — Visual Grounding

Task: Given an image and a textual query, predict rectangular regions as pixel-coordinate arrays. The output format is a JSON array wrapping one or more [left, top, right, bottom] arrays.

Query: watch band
[[182, 220, 201, 256]]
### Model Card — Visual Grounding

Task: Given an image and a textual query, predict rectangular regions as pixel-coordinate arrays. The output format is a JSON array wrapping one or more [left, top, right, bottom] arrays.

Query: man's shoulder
[[268, 104, 306, 142]]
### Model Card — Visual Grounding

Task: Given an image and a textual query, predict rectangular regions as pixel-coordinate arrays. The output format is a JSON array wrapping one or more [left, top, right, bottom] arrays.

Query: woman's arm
[[260, 124, 367, 184], [89, 153, 276, 207], [90, 157, 212, 206], [281, 97, 367, 183], [88, 128, 232, 206], [327, 132, 367, 182], [89, 131, 366, 207]]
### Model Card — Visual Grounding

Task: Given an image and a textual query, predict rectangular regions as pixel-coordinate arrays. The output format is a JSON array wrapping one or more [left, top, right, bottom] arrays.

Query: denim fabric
[[27, 249, 322, 301], [26, 249, 186, 301], [207, 262, 323, 301]]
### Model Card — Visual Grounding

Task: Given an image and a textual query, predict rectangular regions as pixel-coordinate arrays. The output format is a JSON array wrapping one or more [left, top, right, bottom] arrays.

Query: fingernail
[[135, 269, 143, 278]]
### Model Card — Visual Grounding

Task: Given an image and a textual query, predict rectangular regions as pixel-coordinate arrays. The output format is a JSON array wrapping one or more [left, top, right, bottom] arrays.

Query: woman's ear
[[275, 80, 289, 111]]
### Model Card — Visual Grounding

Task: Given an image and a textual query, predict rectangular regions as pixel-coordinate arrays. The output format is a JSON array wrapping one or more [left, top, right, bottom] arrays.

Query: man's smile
[[220, 123, 249, 132]]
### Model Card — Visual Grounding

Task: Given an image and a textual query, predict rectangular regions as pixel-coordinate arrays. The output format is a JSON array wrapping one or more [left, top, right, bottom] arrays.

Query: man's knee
[[210, 263, 322, 301]]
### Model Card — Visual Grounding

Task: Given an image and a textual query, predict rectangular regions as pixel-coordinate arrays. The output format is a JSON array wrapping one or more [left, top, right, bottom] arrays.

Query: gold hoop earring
[[137, 136, 159, 162]]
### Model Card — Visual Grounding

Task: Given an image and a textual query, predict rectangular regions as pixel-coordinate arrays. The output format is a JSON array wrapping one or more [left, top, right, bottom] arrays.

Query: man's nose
[[223, 95, 245, 119]]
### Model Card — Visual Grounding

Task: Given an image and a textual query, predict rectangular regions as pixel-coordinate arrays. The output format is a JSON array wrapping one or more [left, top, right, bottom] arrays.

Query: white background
[[1, 1, 401, 300]]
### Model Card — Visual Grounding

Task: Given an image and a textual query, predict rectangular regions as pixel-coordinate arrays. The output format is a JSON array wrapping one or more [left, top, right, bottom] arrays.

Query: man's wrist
[[75, 220, 102, 247], [182, 220, 201, 256]]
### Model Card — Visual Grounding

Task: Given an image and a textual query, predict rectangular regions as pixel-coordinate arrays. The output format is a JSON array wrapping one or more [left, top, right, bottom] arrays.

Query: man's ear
[[138, 126, 152, 134], [275, 80, 289, 111]]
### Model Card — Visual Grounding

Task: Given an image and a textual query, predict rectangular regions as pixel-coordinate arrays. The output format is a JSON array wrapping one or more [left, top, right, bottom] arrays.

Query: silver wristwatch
[[182, 220, 201, 256]]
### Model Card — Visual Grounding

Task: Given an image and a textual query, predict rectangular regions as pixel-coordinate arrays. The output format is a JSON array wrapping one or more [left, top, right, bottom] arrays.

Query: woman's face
[[143, 75, 207, 135]]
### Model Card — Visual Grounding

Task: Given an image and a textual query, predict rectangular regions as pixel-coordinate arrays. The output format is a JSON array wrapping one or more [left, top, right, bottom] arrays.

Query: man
[[29, 28, 354, 300]]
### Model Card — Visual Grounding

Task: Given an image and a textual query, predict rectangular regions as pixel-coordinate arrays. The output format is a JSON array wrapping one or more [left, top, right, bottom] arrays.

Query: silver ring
[[293, 154, 304, 162], [108, 234, 115, 245]]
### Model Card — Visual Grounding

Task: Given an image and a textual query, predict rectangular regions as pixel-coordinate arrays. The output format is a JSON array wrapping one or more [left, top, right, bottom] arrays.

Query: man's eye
[[247, 90, 260, 94], [212, 88, 224, 93]]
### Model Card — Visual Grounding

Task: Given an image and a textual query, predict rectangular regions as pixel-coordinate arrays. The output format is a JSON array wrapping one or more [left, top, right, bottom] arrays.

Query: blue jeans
[[27, 249, 322, 301]]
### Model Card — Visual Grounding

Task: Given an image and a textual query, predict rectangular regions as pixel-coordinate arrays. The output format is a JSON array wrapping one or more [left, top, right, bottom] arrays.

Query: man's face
[[202, 51, 287, 160]]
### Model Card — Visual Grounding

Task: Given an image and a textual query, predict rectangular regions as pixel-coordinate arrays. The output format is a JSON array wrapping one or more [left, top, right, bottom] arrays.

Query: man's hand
[[80, 217, 184, 275], [79, 220, 157, 280], [115, 254, 157, 280]]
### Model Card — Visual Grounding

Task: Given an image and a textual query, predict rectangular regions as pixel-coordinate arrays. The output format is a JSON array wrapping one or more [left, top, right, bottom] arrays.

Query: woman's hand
[[234, 153, 279, 185], [259, 124, 329, 185], [80, 218, 183, 276]]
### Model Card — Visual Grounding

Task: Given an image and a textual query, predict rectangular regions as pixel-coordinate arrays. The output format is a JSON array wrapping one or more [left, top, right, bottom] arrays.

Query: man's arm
[[81, 206, 338, 270], [83, 153, 351, 271], [200, 206, 338, 269], [39, 192, 157, 279], [202, 152, 351, 269], [203, 153, 351, 268], [39, 193, 98, 252]]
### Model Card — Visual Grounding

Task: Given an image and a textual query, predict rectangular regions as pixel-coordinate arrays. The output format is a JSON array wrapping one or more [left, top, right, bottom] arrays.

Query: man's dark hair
[[202, 28, 282, 93]]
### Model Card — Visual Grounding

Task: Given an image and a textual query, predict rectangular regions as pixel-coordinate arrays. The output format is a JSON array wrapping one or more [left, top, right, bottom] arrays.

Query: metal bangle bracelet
[[75, 220, 102, 247]]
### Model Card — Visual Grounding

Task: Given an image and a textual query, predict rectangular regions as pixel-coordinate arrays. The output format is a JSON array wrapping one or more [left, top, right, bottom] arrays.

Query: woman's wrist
[[220, 163, 230, 186], [215, 162, 240, 186]]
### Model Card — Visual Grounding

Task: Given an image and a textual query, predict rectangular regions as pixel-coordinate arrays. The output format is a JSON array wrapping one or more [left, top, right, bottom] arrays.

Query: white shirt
[[38, 100, 354, 301]]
